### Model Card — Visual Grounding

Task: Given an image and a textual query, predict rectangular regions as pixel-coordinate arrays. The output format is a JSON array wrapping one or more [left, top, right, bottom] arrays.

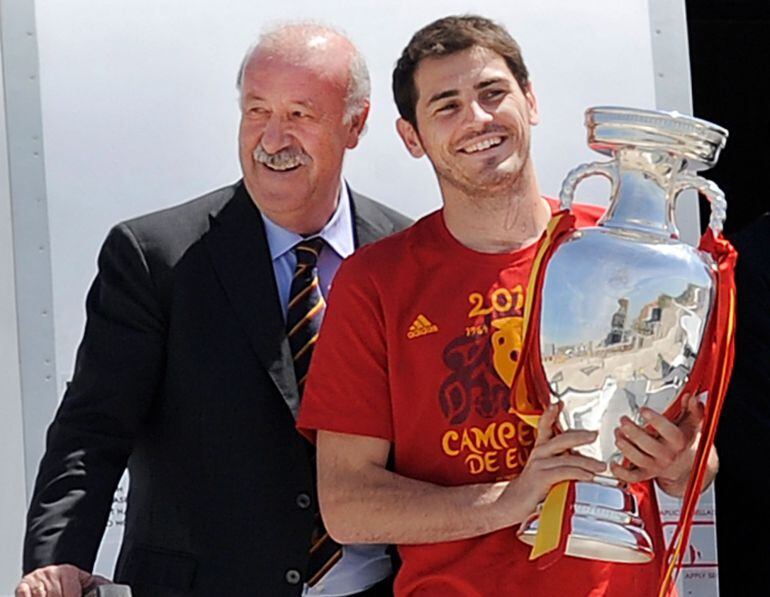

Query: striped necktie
[[287, 237, 327, 395], [286, 237, 343, 585]]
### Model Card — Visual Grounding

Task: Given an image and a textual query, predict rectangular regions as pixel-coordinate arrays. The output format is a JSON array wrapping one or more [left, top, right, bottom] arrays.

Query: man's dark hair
[[392, 15, 530, 128]]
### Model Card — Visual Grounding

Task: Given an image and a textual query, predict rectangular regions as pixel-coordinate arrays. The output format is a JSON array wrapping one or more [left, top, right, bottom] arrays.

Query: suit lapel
[[349, 186, 398, 248], [204, 183, 300, 416], [203, 183, 398, 417]]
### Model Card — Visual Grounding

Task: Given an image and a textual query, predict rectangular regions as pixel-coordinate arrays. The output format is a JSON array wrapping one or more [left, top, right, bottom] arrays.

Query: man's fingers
[[614, 428, 661, 471], [15, 566, 93, 597], [534, 453, 606, 474], [60, 572, 83, 597], [15, 580, 33, 597], [684, 394, 705, 427], [40, 570, 63, 597], [534, 429, 597, 457], [610, 461, 648, 484], [617, 418, 677, 463], [541, 466, 598, 486], [88, 575, 111, 586], [534, 403, 560, 446], [637, 409, 686, 450]]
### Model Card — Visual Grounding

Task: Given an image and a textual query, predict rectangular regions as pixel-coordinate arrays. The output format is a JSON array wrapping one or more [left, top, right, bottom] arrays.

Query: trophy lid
[[585, 106, 728, 169]]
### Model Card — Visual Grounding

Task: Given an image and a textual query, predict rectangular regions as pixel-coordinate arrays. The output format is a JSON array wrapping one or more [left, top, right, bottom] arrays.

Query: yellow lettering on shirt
[[441, 421, 529, 476], [466, 285, 525, 318]]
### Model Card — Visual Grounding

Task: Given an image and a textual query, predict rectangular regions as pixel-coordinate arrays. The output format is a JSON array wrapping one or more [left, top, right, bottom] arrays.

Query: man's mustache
[[253, 145, 311, 170]]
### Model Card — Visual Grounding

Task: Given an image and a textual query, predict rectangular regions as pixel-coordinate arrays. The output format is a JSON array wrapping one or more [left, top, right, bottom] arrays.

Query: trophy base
[[517, 480, 654, 564]]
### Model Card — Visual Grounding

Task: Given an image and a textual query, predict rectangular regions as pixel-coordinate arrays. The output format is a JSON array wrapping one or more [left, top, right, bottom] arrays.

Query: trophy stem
[[598, 149, 685, 239]]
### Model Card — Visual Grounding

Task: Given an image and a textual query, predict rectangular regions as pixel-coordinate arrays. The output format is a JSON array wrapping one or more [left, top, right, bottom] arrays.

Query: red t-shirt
[[298, 200, 667, 596]]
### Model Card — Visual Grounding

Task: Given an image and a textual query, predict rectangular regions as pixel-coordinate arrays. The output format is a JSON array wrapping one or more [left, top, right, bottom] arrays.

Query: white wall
[[34, 0, 659, 381], [0, 42, 32, 597]]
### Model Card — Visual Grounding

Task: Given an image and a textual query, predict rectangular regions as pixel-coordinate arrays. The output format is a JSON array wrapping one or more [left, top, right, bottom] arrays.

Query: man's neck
[[441, 173, 550, 253], [245, 181, 341, 236]]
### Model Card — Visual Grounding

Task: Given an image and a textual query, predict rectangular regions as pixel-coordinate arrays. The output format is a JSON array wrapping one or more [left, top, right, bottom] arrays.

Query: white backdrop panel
[[36, 0, 656, 377]]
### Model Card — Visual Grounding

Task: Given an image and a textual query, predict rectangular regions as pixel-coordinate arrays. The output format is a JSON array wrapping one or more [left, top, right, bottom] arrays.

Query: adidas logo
[[407, 314, 439, 339]]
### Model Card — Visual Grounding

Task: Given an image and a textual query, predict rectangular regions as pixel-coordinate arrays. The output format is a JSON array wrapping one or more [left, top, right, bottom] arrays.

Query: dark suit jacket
[[715, 213, 770, 592], [23, 181, 411, 596]]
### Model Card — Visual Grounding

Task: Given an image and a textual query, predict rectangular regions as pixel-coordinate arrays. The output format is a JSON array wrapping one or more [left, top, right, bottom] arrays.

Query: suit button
[[296, 492, 312, 509], [285, 569, 301, 585]]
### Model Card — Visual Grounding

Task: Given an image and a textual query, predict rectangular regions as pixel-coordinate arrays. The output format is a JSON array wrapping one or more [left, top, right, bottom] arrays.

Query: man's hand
[[503, 403, 607, 519], [15, 564, 109, 597], [610, 394, 718, 496]]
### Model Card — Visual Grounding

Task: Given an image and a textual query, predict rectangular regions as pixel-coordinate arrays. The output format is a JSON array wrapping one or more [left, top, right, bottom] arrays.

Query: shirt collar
[[260, 180, 356, 261]]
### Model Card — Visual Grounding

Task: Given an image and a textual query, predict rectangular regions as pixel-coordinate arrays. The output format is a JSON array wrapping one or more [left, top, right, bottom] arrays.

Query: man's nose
[[260, 114, 291, 154], [464, 100, 493, 125]]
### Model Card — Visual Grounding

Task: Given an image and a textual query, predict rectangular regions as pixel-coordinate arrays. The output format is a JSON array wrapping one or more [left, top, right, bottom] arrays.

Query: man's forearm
[[319, 460, 517, 545], [316, 414, 605, 545], [316, 431, 532, 544]]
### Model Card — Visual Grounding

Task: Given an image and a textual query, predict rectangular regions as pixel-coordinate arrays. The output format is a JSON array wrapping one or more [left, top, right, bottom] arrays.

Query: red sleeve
[[297, 252, 393, 443]]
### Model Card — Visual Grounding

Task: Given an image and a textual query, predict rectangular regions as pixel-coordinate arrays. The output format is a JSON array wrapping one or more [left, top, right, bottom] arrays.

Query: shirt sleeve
[[297, 251, 393, 443]]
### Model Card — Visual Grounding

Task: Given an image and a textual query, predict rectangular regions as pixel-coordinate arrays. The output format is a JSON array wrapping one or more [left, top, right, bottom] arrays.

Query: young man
[[298, 15, 715, 596]]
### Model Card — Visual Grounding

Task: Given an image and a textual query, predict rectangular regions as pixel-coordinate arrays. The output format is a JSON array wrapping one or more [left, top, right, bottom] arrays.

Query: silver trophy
[[516, 106, 728, 563]]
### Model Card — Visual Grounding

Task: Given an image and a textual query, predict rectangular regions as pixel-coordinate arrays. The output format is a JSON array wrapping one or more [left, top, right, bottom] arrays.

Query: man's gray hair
[[236, 22, 370, 124]]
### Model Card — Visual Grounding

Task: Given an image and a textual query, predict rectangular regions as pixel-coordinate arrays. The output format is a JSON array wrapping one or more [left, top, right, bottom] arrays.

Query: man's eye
[[292, 110, 311, 119], [483, 89, 505, 101], [248, 106, 268, 116], [435, 102, 458, 114]]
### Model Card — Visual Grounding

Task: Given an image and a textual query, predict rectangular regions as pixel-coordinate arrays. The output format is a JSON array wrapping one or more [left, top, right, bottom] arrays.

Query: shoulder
[[118, 183, 237, 243], [336, 211, 436, 285], [104, 182, 240, 265], [348, 187, 413, 246]]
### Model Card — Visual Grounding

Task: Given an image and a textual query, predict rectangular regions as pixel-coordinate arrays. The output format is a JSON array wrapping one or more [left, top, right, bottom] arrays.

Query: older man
[[298, 15, 716, 596], [17, 24, 408, 597]]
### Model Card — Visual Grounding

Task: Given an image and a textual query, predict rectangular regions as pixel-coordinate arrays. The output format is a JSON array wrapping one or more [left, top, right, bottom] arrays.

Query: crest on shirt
[[437, 314, 524, 426]]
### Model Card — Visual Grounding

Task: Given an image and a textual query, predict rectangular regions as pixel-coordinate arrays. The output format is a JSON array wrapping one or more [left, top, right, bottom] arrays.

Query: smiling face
[[396, 46, 539, 202], [238, 41, 367, 234]]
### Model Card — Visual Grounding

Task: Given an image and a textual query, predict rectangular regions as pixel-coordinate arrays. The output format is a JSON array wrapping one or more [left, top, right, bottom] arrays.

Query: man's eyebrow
[[426, 78, 509, 106], [475, 77, 506, 90], [427, 89, 459, 106], [242, 94, 315, 109]]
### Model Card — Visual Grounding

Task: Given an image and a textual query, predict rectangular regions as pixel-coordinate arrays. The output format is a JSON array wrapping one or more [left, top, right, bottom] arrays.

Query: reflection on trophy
[[516, 106, 731, 565]]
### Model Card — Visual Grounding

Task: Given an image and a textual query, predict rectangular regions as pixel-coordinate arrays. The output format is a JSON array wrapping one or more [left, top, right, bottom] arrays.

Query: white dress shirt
[[260, 183, 392, 596]]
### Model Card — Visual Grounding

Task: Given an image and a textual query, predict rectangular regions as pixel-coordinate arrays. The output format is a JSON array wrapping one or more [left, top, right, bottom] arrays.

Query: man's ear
[[524, 82, 540, 126], [346, 101, 371, 149], [396, 118, 425, 158]]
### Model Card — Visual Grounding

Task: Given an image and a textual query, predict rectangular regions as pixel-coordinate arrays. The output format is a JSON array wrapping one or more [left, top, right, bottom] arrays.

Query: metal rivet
[[296, 493, 311, 509], [285, 569, 301, 585]]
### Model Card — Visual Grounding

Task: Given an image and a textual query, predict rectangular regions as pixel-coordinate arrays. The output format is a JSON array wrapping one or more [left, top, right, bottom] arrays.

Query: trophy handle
[[673, 173, 727, 235], [559, 161, 618, 211]]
